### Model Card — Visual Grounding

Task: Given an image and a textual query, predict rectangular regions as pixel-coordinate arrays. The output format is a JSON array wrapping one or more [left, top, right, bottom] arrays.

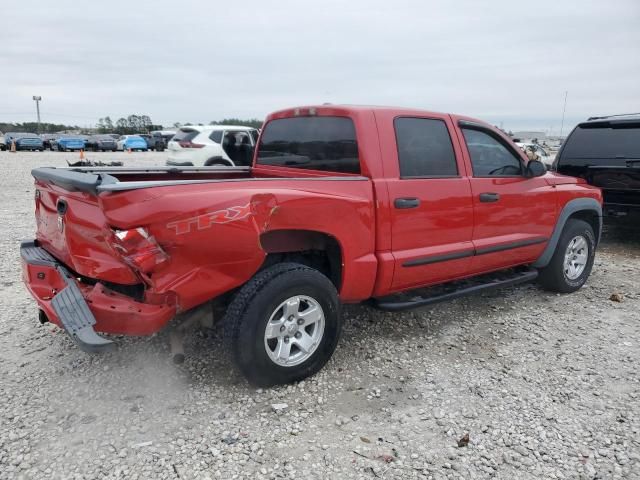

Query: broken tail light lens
[[112, 227, 168, 273]]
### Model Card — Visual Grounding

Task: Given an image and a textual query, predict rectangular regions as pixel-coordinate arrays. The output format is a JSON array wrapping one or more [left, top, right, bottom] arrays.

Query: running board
[[371, 268, 539, 312]]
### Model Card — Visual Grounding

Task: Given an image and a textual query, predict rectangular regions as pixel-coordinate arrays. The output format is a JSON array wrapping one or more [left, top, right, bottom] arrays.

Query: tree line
[[0, 121, 80, 134], [1, 116, 264, 136], [171, 118, 263, 129], [96, 115, 162, 134]]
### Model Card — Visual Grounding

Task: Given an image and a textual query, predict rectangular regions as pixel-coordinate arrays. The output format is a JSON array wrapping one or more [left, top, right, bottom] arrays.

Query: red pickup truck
[[21, 105, 602, 386]]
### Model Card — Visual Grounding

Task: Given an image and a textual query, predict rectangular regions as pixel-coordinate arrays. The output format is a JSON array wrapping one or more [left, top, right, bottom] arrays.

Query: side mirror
[[526, 160, 546, 178]]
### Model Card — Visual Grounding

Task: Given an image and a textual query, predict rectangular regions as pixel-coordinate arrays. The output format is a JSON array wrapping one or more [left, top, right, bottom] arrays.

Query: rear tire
[[223, 263, 341, 387], [538, 219, 596, 293]]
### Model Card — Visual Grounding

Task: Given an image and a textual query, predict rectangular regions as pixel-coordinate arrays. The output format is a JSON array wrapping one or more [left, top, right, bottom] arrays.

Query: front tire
[[224, 263, 341, 387], [538, 218, 596, 293]]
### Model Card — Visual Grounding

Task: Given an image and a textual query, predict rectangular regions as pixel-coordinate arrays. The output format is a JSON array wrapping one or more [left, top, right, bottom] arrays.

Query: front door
[[383, 115, 475, 292], [457, 124, 557, 274]]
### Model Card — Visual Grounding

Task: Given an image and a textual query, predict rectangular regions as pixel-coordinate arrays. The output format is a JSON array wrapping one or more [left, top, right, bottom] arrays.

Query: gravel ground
[[1, 151, 639, 480]]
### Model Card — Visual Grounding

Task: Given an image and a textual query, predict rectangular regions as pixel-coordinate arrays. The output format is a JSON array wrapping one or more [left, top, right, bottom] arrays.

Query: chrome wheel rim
[[563, 235, 588, 280], [264, 295, 325, 367]]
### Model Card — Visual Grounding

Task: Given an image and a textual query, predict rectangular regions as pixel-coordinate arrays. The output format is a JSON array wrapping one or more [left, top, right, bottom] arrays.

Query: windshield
[[256, 116, 360, 174]]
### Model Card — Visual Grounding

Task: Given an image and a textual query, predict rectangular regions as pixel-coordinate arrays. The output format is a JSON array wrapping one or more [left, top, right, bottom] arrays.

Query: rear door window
[[209, 130, 223, 143], [257, 116, 360, 174], [394, 117, 458, 177]]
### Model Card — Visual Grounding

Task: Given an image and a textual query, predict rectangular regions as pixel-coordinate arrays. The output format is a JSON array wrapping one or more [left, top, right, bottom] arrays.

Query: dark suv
[[554, 114, 640, 222], [140, 133, 166, 151]]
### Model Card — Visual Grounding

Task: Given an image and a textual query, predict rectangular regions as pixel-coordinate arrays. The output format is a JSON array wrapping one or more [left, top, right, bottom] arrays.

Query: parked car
[[22, 104, 602, 387], [5, 132, 43, 151], [554, 113, 640, 222], [167, 125, 258, 166], [117, 135, 148, 151], [40, 134, 58, 151], [86, 135, 118, 152], [515, 142, 553, 168], [0, 132, 6, 151], [51, 134, 86, 151], [139, 133, 166, 151]]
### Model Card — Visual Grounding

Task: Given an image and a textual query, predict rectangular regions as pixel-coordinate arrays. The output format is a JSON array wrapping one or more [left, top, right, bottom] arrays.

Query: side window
[[209, 130, 223, 143], [394, 117, 458, 177], [461, 128, 523, 176]]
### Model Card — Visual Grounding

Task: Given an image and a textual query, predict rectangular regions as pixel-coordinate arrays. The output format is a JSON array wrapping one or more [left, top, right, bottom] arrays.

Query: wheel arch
[[259, 229, 343, 291], [205, 156, 234, 167], [533, 198, 602, 268]]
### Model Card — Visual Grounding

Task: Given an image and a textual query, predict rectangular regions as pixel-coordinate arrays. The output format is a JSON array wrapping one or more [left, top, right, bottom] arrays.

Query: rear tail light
[[178, 141, 205, 148], [111, 227, 168, 273]]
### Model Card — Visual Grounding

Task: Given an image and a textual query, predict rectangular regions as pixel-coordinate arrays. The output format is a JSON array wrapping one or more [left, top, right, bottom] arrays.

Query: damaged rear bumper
[[20, 240, 176, 351]]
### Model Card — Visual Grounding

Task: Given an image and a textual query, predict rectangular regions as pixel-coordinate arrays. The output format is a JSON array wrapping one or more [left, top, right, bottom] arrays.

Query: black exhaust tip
[[172, 353, 185, 364]]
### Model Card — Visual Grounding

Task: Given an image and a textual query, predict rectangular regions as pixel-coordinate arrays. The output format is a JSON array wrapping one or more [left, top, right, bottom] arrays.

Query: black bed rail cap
[[31, 167, 117, 195]]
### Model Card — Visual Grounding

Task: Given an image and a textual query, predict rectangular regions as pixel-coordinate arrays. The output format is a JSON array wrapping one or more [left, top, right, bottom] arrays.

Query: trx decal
[[167, 203, 252, 235]]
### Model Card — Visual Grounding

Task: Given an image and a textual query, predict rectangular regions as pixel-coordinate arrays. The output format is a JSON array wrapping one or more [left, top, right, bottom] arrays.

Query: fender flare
[[533, 198, 602, 268]]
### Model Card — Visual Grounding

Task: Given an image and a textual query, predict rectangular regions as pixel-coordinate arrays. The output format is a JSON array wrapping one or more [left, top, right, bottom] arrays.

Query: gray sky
[[1, 0, 638, 132]]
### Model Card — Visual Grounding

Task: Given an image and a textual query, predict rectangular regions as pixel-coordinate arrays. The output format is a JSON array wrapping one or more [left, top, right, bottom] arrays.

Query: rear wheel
[[224, 263, 341, 387], [538, 219, 596, 293]]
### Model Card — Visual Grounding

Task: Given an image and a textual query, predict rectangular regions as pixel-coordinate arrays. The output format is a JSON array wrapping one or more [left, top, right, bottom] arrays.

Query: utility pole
[[32, 96, 42, 133], [560, 91, 568, 138]]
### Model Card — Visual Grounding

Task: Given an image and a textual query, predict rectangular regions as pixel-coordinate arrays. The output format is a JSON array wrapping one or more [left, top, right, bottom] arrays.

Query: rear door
[[457, 121, 556, 274], [380, 113, 474, 292]]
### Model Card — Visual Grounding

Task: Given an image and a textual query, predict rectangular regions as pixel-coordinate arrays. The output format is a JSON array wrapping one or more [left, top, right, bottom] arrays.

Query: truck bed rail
[[31, 166, 368, 194]]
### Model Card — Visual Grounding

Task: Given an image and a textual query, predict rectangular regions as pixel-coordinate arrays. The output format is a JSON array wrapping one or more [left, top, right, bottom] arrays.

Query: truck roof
[[266, 104, 487, 126], [586, 113, 640, 122]]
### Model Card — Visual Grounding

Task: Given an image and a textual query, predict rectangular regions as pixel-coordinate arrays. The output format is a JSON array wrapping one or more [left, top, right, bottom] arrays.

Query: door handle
[[394, 197, 420, 209], [479, 192, 500, 203]]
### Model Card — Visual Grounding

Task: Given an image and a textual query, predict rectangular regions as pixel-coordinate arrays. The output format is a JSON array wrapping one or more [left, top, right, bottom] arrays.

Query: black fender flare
[[532, 198, 602, 268]]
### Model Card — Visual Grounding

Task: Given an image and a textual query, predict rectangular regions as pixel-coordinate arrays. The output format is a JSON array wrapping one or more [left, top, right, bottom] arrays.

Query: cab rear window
[[256, 116, 360, 174]]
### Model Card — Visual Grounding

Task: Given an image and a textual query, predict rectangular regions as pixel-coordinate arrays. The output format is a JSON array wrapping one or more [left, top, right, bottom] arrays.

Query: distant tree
[[115, 118, 128, 134], [140, 115, 152, 131], [210, 118, 263, 129]]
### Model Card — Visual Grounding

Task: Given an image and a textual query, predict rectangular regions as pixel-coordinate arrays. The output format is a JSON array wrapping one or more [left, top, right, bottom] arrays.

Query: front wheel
[[538, 218, 596, 293], [224, 263, 341, 387]]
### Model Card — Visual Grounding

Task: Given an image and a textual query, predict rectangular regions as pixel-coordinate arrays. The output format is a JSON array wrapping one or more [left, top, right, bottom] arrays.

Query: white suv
[[167, 125, 259, 167]]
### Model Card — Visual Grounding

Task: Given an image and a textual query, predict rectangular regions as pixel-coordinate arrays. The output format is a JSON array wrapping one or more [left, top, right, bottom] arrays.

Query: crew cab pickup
[[21, 105, 603, 386]]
